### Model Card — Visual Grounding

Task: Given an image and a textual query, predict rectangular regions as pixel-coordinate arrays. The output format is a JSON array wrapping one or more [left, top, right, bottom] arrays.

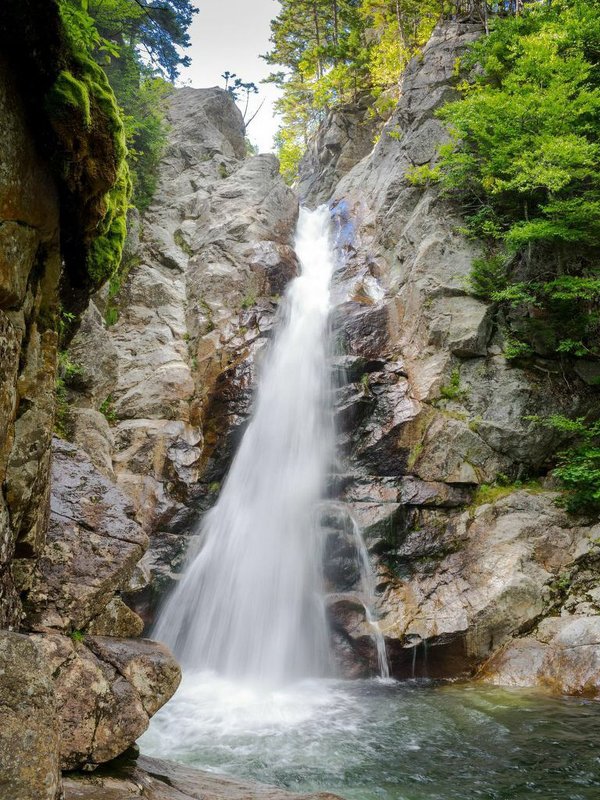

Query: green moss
[[87, 158, 132, 285], [241, 290, 257, 310], [45, 28, 132, 293], [470, 480, 544, 509], [174, 229, 194, 258], [54, 375, 70, 439], [105, 306, 119, 326], [407, 442, 423, 471], [58, 350, 83, 384], [47, 70, 91, 127], [439, 369, 467, 401], [99, 394, 117, 425]]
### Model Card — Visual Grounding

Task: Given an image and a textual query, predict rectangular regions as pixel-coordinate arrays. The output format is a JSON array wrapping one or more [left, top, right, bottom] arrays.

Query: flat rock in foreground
[[63, 754, 343, 800]]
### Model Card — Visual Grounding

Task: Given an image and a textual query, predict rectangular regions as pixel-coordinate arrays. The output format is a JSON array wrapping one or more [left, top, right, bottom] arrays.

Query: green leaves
[[432, 0, 600, 362], [436, 0, 600, 253], [531, 414, 600, 512], [265, 0, 440, 182]]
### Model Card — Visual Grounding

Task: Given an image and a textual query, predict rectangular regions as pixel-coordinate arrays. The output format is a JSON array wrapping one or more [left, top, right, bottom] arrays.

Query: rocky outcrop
[[32, 633, 179, 770], [0, 632, 61, 800], [64, 754, 342, 800], [23, 439, 148, 632], [65, 87, 299, 620], [297, 96, 383, 208], [311, 21, 600, 692]]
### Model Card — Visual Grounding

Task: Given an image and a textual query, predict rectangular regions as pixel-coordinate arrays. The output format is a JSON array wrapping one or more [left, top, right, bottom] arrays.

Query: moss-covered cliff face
[[0, 0, 130, 630], [0, 0, 130, 315], [0, 5, 181, 799]]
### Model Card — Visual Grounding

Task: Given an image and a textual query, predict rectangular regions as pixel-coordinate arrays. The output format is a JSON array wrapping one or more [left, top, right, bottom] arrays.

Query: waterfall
[[154, 206, 336, 685], [347, 513, 391, 679]]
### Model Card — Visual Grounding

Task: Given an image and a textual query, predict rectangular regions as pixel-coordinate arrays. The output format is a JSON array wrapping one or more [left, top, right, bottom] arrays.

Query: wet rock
[[0, 631, 60, 800], [326, 594, 377, 678], [63, 754, 343, 800], [32, 633, 180, 770], [24, 438, 148, 632], [323, 529, 361, 592], [480, 615, 600, 697]]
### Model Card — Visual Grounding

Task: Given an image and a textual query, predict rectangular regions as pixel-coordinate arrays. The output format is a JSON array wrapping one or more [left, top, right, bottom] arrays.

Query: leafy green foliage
[[264, 0, 440, 181], [502, 336, 534, 360], [439, 368, 467, 401], [467, 255, 509, 299], [532, 415, 600, 512], [99, 394, 118, 424], [431, 0, 600, 361], [59, 0, 194, 215]]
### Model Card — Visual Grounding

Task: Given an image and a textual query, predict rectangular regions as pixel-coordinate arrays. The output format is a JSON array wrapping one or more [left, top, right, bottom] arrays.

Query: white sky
[[177, 0, 283, 153]]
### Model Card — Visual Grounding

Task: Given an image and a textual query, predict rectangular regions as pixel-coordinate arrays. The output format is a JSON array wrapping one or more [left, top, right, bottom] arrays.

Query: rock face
[[0, 54, 61, 630], [24, 439, 148, 632], [64, 755, 343, 800], [65, 87, 299, 620], [305, 21, 600, 693], [0, 632, 61, 800], [297, 96, 383, 208]]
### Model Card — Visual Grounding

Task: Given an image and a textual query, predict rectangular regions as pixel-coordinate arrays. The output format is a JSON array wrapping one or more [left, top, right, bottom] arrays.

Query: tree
[[428, 0, 600, 358], [264, 0, 440, 182], [60, 0, 197, 210], [88, 0, 198, 80]]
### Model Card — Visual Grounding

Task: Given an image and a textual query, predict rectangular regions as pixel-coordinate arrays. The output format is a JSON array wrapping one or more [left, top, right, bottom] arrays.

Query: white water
[[346, 510, 390, 679], [154, 206, 337, 685]]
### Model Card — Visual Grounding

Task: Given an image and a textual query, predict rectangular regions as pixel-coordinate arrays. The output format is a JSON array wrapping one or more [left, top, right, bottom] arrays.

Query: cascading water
[[142, 207, 600, 800], [346, 510, 390, 679], [153, 205, 336, 685]]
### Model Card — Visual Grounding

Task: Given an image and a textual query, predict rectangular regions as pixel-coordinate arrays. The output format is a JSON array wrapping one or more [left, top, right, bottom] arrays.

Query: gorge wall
[[1, 10, 600, 800], [301, 21, 600, 696]]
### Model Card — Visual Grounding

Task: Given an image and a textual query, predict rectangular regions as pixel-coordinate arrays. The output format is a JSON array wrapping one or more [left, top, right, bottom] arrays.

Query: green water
[[141, 674, 600, 800]]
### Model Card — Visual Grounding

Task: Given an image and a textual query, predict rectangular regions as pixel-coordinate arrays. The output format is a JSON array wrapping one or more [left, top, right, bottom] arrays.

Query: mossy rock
[[46, 69, 91, 128]]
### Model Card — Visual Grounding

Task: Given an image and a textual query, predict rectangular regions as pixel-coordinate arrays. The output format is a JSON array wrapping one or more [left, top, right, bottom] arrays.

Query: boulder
[[480, 615, 600, 696], [0, 631, 61, 800], [375, 491, 597, 677], [32, 633, 180, 770]]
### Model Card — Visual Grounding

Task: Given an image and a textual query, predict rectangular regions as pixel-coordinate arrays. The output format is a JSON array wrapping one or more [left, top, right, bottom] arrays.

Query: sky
[[177, 0, 283, 153]]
